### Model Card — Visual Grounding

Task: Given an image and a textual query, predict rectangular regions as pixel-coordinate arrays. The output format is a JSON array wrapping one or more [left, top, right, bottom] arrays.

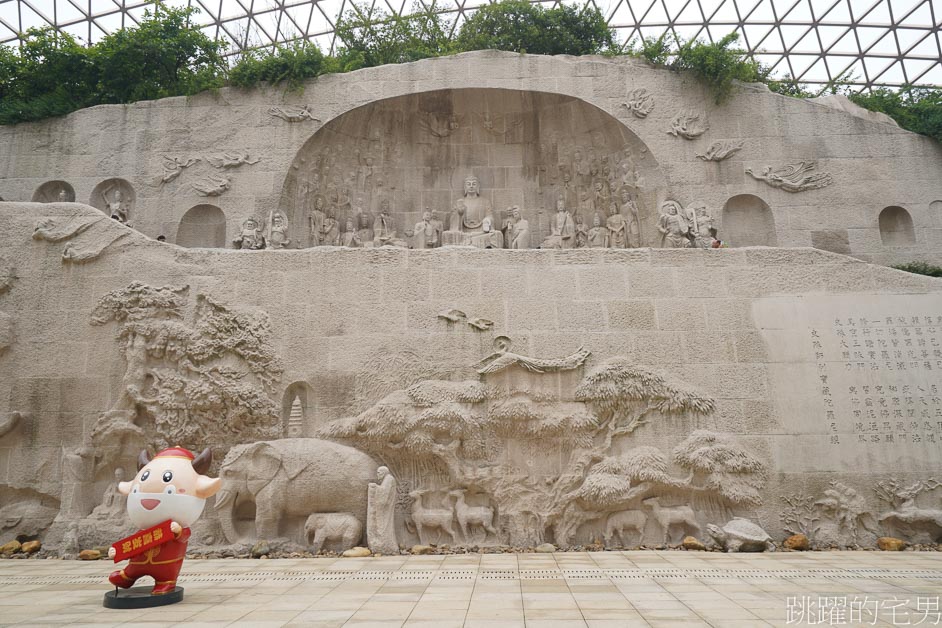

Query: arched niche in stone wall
[[879, 206, 916, 245], [278, 88, 667, 248], [176, 204, 227, 248], [90, 178, 135, 223], [282, 381, 315, 437], [720, 194, 777, 247], [31, 180, 75, 203]]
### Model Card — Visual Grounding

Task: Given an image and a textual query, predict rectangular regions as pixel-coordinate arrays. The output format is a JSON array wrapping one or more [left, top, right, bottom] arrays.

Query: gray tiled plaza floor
[[1, 551, 940, 627]]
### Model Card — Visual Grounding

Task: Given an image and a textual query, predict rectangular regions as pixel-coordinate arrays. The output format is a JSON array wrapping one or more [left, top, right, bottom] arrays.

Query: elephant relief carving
[[215, 438, 378, 544]]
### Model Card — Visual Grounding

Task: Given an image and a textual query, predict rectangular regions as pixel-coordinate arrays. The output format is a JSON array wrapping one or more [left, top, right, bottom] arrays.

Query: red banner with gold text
[[111, 520, 173, 562]]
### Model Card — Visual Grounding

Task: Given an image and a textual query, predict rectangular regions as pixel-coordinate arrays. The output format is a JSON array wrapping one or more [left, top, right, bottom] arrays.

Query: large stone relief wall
[[0, 52, 940, 265], [0, 202, 941, 555], [278, 89, 664, 249]]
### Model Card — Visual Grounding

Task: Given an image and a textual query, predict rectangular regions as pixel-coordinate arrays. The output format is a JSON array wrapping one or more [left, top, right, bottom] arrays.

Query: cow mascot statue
[[104, 446, 221, 607]]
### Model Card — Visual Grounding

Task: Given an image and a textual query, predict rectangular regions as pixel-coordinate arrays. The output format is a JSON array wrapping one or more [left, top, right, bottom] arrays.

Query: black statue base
[[103, 586, 184, 609]]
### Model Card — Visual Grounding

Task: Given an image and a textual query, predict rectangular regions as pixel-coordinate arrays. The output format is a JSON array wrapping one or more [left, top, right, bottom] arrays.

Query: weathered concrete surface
[[1, 201, 941, 553], [0, 51, 939, 265]]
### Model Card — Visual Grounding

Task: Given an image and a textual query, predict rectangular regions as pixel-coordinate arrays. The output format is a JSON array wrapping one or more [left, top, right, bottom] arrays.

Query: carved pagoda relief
[[277, 88, 667, 250], [746, 160, 834, 192]]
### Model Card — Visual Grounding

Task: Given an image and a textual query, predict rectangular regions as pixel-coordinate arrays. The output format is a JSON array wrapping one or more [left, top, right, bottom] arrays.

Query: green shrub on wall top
[[454, 0, 614, 56], [892, 262, 942, 278]]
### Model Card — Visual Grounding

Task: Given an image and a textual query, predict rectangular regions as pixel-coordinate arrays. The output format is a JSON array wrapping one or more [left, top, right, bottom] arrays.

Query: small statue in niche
[[267, 211, 291, 249], [233, 217, 266, 250], [367, 466, 398, 555], [587, 214, 609, 248], [341, 218, 361, 247], [102, 183, 129, 222], [413, 210, 440, 249], [541, 198, 575, 249], [57, 188, 69, 202], [606, 202, 630, 249], [574, 214, 588, 248], [90, 467, 128, 520], [658, 200, 692, 248]]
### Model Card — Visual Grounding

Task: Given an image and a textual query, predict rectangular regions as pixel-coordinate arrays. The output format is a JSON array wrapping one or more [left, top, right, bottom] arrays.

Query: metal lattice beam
[[1, 0, 940, 90]]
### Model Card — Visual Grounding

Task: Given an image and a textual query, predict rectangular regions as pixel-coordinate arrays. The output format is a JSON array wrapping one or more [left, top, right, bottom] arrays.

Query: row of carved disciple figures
[[233, 175, 723, 250]]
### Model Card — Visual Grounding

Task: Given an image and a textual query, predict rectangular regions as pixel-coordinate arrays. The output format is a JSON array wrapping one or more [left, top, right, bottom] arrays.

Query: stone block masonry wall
[[0, 51, 940, 266], [1, 202, 941, 551]]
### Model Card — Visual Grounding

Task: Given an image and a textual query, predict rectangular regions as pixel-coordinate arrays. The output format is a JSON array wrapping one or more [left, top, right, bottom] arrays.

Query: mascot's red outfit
[[108, 527, 191, 595]]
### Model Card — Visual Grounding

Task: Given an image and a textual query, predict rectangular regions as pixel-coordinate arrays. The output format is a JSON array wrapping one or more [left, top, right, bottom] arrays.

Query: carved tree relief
[[89, 282, 284, 453]]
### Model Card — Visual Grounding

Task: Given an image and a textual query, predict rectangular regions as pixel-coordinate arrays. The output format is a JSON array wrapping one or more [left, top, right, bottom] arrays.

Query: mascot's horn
[[192, 447, 213, 475], [138, 449, 152, 471]]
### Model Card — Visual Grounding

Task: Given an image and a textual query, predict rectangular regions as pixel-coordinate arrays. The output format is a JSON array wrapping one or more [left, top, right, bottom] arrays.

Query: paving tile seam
[[3, 569, 940, 586]]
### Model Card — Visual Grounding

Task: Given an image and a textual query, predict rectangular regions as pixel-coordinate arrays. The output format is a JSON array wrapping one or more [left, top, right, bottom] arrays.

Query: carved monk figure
[[541, 199, 575, 249], [587, 214, 609, 248], [506, 206, 530, 249], [373, 201, 405, 247], [366, 466, 398, 555], [234, 218, 265, 249], [619, 187, 642, 248], [658, 200, 691, 248], [342, 218, 361, 247], [413, 210, 439, 249], [429, 211, 444, 246], [356, 211, 374, 245], [309, 195, 327, 246], [606, 202, 629, 249], [319, 209, 340, 246]]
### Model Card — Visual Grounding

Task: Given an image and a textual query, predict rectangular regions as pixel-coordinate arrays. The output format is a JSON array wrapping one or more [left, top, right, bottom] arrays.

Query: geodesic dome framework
[[1, 0, 940, 90]]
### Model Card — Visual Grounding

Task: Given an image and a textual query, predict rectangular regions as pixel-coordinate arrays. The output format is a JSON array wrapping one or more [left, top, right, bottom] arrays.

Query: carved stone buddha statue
[[442, 175, 495, 247]]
